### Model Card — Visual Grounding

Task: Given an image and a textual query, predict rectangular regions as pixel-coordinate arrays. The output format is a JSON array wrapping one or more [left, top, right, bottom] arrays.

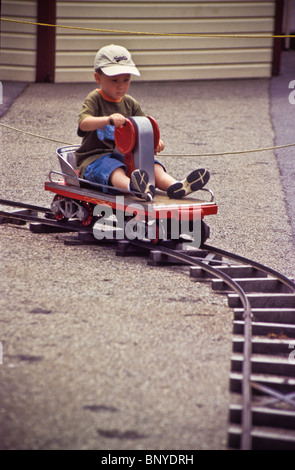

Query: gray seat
[[56, 145, 80, 187]]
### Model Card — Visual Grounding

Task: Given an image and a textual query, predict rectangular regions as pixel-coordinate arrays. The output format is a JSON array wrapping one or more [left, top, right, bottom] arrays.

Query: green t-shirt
[[75, 89, 145, 176]]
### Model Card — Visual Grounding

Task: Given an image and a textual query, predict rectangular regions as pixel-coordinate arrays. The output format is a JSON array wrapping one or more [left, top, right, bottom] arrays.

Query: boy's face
[[95, 71, 131, 100]]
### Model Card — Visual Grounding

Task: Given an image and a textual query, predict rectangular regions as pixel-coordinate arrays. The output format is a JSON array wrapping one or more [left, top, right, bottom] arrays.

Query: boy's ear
[[94, 71, 101, 85]]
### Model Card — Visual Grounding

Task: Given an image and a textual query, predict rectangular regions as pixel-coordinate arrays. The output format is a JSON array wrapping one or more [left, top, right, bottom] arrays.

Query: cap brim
[[100, 65, 140, 77]]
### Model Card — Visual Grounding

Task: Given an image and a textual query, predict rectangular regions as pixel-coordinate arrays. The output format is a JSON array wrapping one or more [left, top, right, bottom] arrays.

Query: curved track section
[[192, 244, 295, 450], [124, 241, 295, 450], [1, 199, 295, 449]]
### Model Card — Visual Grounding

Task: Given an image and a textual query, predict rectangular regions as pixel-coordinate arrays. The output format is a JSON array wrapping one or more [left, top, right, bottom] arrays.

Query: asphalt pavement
[[0, 51, 295, 451]]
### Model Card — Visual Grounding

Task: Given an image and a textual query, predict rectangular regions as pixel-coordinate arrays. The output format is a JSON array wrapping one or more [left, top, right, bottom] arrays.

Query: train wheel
[[80, 201, 95, 227], [51, 195, 68, 222]]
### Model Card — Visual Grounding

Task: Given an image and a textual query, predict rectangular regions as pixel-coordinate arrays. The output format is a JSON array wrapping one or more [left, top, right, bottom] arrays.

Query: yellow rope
[[162, 142, 295, 157], [1, 17, 294, 156], [1, 122, 294, 157], [1, 17, 295, 39], [0, 122, 74, 146]]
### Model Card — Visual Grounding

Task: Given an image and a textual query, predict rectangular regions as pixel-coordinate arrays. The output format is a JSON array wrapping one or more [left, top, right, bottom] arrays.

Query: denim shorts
[[84, 152, 166, 194], [84, 152, 126, 194]]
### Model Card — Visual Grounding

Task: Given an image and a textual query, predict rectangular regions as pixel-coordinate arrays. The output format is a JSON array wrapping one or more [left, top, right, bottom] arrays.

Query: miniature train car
[[45, 117, 218, 246]]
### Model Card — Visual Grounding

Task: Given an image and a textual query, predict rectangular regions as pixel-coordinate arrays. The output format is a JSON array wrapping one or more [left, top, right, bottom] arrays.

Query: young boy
[[75, 44, 210, 200]]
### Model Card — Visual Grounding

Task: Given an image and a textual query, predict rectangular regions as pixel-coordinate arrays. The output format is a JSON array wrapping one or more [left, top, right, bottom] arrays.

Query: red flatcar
[[45, 117, 217, 246]]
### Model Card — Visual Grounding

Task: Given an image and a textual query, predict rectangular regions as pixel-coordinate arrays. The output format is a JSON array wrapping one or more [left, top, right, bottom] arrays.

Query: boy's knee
[[154, 162, 165, 174]]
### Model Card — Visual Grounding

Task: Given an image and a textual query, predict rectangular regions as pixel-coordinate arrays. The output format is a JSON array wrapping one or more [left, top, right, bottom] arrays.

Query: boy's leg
[[84, 153, 128, 194], [154, 163, 176, 191], [109, 162, 210, 199], [109, 167, 130, 191], [84, 153, 152, 198], [154, 162, 210, 198], [110, 167, 155, 200]]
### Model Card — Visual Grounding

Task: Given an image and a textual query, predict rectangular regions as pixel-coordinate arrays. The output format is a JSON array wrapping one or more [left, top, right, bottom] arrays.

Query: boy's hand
[[109, 113, 126, 127], [155, 139, 165, 154]]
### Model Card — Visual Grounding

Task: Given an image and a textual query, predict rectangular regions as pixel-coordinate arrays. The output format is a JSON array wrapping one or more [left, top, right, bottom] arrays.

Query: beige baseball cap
[[94, 44, 140, 76]]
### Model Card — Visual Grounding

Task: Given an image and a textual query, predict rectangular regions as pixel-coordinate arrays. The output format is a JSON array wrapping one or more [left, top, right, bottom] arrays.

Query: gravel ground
[[0, 52, 295, 451], [271, 51, 295, 241]]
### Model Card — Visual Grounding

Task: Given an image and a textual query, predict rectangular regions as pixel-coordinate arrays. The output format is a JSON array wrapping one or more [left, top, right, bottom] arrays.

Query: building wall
[[0, 0, 278, 83], [55, 0, 276, 82], [1, 0, 37, 81], [283, 0, 295, 49]]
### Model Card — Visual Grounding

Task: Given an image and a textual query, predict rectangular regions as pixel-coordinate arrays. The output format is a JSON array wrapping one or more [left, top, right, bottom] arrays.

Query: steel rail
[[0, 209, 93, 233], [143, 242, 295, 449], [251, 383, 295, 409], [259, 391, 295, 409], [203, 243, 295, 293], [0, 198, 51, 213], [130, 240, 253, 450], [203, 243, 295, 449]]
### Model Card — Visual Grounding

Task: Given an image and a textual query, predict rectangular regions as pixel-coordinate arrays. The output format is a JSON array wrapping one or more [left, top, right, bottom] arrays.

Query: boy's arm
[[155, 139, 165, 154], [79, 113, 126, 131]]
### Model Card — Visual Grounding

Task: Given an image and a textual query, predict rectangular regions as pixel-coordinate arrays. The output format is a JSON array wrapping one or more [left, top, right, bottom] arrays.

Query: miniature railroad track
[[1, 198, 295, 450], [191, 245, 295, 450], [126, 241, 295, 450]]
